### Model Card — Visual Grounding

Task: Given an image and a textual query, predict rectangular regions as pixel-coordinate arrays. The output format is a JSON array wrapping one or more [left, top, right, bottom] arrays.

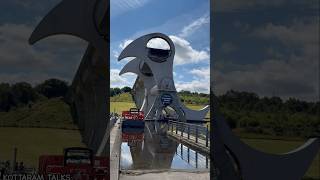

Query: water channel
[[120, 122, 210, 170]]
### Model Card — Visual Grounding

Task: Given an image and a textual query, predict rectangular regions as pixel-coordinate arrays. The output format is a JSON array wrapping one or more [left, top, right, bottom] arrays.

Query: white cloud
[[175, 67, 210, 93], [110, 69, 137, 88], [112, 49, 120, 58], [214, 0, 318, 12], [179, 13, 210, 38], [146, 38, 170, 50], [0, 72, 68, 85], [190, 67, 210, 80], [119, 39, 133, 49], [176, 80, 209, 93], [0, 23, 55, 69], [0, 23, 87, 84], [111, 0, 152, 17], [253, 19, 319, 52], [116, 36, 209, 66], [170, 36, 209, 65], [215, 19, 319, 101]]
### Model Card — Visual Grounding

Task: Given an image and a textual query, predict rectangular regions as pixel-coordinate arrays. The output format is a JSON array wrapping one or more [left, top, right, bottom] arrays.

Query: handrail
[[167, 120, 210, 148]]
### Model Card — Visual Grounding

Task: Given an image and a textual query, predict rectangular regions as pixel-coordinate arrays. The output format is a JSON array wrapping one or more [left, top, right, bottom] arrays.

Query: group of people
[[14, 161, 25, 172], [0, 161, 11, 179], [0, 160, 26, 177]]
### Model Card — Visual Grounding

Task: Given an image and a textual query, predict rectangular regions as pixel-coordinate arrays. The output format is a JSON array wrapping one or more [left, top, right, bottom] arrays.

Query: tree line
[[110, 87, 132, 96], [1, 81, 318, 137], [110, 88, 210, 105], [110, 87, 319, 137], [217, 90, 319, 137], [0, 79, 69, 112]]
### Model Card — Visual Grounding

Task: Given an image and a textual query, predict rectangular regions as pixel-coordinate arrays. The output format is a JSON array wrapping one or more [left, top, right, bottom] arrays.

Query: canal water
[[120, 122, 210, 170]]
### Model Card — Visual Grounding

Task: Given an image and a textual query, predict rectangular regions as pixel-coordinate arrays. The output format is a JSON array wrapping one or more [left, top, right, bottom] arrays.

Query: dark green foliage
[[11, 82, 38, 105], [110, 89, 210, 105], [218, 90, 319, 138], [0, 83, 14, 112], [110, 87, 121, 96], [0, 82, 38, 112], [178, 90, 209, 105], [0, 79, 70, 112], [35, 79, 69, 98], [121, 86, 132, 93]]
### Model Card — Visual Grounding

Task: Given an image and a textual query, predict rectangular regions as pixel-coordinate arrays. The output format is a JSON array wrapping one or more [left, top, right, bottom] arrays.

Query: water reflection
[[120, 122, 210, 170]]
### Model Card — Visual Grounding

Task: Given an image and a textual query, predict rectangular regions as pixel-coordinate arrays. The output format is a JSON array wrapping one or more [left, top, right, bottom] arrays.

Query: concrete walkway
[[120, 170, 210, 180], [110, 118, 122, 180]]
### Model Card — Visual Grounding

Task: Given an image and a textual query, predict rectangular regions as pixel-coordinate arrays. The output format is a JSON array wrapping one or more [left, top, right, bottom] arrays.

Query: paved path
[[120, 170, 210, 180], [110, 118, 122, 180]]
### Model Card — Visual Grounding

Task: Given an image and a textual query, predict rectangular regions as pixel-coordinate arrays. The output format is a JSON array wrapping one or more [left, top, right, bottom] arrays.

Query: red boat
[[121, 108, 145, 128]]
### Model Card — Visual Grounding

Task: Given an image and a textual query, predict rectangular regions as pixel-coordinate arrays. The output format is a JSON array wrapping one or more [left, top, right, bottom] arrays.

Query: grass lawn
[[243, 138, 320, 179], [110, 101, 136, 114], [0, 98, 77, 129], [110, 101, 210, 117], [0, 127, 85, 169]]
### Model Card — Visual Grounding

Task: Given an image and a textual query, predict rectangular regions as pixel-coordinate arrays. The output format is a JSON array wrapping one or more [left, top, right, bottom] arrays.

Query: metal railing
[[168, 120, 210, 148], [175, 144, 210, 169]]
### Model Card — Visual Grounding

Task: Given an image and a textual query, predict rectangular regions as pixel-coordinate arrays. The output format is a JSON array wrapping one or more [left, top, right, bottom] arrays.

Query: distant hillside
[[110, 92, 134, 102], [0, 97, 77, 129], [110, 92, 210, 105]]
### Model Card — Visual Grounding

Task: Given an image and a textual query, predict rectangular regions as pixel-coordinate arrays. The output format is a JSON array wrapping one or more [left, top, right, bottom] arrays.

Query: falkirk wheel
[[119, 33, 320, 180], [118, 33, 209, 123], [28, 0, 109, 155]]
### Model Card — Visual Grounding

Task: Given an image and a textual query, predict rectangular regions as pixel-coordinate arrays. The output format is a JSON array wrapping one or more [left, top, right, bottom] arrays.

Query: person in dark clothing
[[15, 162, 18, 171], [19, 162, 25, 172], [0, 167, 5, 179]]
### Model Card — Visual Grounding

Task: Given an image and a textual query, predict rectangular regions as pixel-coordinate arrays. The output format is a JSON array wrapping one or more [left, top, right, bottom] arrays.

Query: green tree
[[113, 87, 121, 95], [36, 79, 69, 98], [11, 82, 38, 105], [121, 86, 131, 93], [0, 83, 14, 111]]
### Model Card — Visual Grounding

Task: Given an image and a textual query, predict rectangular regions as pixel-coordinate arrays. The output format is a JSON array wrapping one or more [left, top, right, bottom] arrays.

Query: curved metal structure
[[212, 100, 320, 180], [29, 0, 108, 58], [29, 0, 109, 155], [118, 33, 209, 122]]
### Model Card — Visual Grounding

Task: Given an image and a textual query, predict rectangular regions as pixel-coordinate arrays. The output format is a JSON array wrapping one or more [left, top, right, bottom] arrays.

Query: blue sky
[[110, 0, 210, 93], [0, 0, 318, 101], [0, 0, 210, 93]]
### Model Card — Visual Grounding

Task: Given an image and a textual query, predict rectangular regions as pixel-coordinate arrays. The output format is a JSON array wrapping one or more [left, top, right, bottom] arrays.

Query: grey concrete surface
[[120, 170, 210, 180], [110, 118, 122, 180]]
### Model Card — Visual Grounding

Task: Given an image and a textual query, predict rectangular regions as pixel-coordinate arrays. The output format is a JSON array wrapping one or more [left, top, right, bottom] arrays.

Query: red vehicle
[[122, 132, 144, 142], [122, 132, 144, 147], [39, 147, 108, 180], [121, 108, 145, 128]]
